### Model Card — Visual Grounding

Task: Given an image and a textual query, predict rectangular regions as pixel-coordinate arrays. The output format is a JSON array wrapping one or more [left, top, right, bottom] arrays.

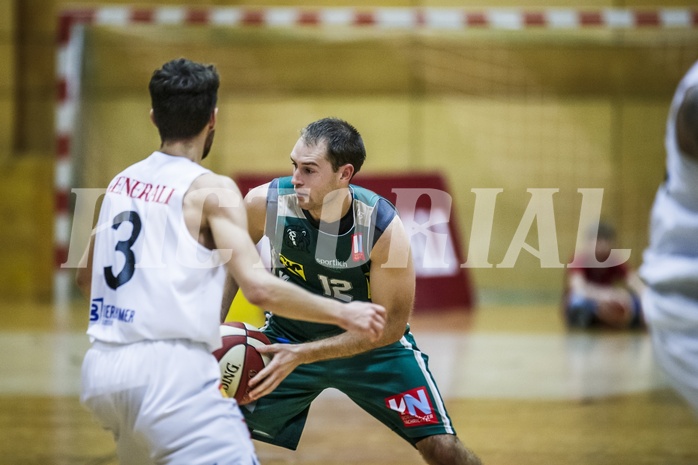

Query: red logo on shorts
[[385, 387, 438, 427]]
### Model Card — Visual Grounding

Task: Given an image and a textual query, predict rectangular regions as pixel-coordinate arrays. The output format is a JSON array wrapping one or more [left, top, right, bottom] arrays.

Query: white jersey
[[640, 61, 698, 329], [88, 151, 226, 351]]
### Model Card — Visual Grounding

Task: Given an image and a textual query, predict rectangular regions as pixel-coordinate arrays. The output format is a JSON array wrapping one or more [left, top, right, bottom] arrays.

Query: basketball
[[212, 322, 271, 403]]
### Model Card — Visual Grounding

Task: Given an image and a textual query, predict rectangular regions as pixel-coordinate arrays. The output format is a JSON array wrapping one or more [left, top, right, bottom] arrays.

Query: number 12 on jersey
[[317, 275, 353, 302]]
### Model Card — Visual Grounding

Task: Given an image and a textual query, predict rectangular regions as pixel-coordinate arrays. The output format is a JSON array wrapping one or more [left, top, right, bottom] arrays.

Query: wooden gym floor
[[1, 300, 697, 465]]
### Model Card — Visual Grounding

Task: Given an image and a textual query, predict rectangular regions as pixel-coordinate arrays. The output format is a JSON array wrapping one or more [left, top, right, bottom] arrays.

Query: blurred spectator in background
[[563, 222, 644, 329]]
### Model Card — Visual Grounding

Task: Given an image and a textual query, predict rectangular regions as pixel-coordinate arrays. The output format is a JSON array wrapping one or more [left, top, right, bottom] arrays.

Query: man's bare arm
[[220, 273, 239, 323]]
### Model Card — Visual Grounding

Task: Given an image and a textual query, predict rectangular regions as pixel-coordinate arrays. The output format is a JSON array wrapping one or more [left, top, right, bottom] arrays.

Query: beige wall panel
[[82, 27, 698, 100], [0, 0, 14, 160], [421, 97, 614, 293], [77, 96, 414, 187], [31, 154, 55, 301], [14, 0, 56, 153], [617, 98, 671, 268], [78, 98, 159, 189], [0, 0, 12, 29], [214, 96, 413, 178], [24, 7, 697, 302], [0, 0, 14, 72], [83, 27, 414, 96], [0, 156, 53, 300], [20, 0, 54, 34], [0, 43, 14, 90], [0, 99, 11, 157]]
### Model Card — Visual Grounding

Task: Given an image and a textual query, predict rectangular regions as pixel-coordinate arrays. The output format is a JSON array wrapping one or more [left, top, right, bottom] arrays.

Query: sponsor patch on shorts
[[385, 386, 438, 427]]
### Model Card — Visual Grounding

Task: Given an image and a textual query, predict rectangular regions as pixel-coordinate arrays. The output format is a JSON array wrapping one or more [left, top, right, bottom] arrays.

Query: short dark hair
[[300, 118, 366, 175], [149, 58, 219, 142]]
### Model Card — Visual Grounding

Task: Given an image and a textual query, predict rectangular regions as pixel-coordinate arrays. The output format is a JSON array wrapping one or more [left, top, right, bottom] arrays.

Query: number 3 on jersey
[[104, 211, 142, 290]]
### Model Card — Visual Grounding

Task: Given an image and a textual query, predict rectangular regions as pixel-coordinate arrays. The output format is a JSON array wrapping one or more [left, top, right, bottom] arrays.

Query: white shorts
[[81, 339, 259, 465], [649, 327, 698, 415]]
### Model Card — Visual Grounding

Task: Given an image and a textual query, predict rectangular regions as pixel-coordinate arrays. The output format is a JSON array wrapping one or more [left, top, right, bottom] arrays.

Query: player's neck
[[306, 188, 352, 224], [158, 140, 204, 163], [159, 126, 211, 163]]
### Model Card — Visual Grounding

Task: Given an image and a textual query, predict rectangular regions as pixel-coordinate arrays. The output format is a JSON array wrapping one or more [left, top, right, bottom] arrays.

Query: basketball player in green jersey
[[232, 118, 482, 465]]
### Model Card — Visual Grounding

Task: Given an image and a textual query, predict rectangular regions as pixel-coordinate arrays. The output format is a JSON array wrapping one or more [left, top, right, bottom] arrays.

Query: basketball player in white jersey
[[640, 60, 698, 414], [75, 58, 385, 464]]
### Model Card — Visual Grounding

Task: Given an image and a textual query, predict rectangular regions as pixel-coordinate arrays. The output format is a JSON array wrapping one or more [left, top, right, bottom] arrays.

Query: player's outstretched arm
[[220, 273, 240, 323], [191, 174, 386, 338], [246, 216, 414, 402]]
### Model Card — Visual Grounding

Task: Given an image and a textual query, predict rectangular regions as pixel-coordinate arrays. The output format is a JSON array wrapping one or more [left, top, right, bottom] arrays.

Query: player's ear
[[209, 108, 218, 128], [339, 163, 354, 182], [149, 109, 157, 127]]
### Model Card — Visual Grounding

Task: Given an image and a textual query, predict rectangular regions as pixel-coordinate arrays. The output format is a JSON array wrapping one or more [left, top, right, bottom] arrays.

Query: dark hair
[[300, 118, 366, 175], [149, 58, 219, 142]]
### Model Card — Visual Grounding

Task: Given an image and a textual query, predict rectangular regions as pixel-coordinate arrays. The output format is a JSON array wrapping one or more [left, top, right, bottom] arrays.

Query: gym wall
[[3, 0, 698, 303]]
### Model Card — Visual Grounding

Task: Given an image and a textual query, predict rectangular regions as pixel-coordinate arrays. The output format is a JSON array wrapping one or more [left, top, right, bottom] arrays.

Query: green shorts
[[240, 326, 456, 450]]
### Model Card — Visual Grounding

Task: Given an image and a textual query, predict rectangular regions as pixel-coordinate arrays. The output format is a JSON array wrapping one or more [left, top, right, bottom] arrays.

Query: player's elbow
[[240, 282, 272, 308], [384, 325, 406, 345]]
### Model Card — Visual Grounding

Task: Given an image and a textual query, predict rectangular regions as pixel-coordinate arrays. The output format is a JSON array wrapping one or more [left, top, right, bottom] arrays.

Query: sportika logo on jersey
[[385, 387, 438, 427]]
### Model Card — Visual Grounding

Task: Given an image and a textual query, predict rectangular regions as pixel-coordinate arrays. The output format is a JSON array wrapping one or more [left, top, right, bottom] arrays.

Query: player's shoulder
[[186, 173, 243, 208], [350, 184, 397, 226], [256, 177, 297, 206], [245, 181, 272, 199], [274, 176, 292, 189], [350, 183, 380, 203], [244, 182, 272, 212], [350, 183, 395, 211], [190, 172, 237, 190]]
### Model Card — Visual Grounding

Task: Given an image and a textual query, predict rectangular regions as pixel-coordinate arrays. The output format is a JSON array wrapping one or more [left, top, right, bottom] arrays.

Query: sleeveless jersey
[[640, 61, 698, 329], [263, 177, 397, 342], [87, 151, 227, 351]]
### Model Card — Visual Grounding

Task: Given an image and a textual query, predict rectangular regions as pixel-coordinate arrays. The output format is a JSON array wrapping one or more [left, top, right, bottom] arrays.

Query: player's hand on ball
[[213, 323, 271, 404], [244, 343, 301, 404], [338, 301, 386, 342]]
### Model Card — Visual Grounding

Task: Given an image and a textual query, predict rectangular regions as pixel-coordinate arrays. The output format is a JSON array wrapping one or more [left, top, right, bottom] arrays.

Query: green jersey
[[263, 176, 397, 342], [245, 177, 456, 450]]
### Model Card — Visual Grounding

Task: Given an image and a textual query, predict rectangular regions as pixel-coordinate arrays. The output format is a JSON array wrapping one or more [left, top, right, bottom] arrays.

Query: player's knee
[[415, 434, 482, 465]]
